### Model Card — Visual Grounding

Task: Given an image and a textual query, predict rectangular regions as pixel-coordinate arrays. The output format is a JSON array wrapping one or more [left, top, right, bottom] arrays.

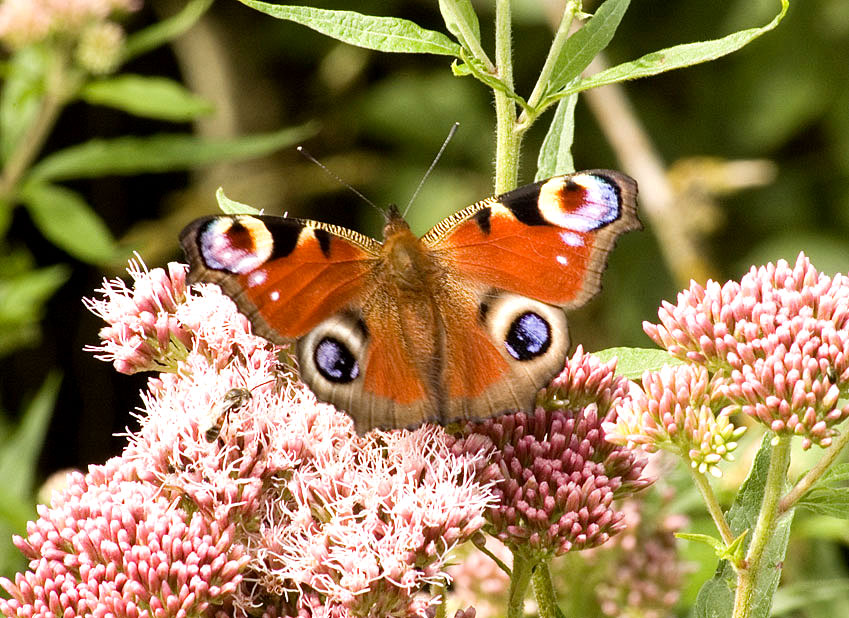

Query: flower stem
[[507, 551, 534, 618], [780, 423, 849, 513], [0, 50, 76, 200], [520, 0, 578, 127], [493, 0, 519, 193], [531, 561, 559, 618], [690, 465, 736, 548], [731, 436, 792, 618]]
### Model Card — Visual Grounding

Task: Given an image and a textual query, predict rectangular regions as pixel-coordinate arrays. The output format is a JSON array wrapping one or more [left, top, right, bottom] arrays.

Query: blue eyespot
[[314, 337, 359, 383], [504, 312, 551, 361]]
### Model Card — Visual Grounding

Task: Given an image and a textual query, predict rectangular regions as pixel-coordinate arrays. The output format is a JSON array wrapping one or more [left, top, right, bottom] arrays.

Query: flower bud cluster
[[450, 347, 651, 561], [84, 260, 193, 374], [644, 253, 849, 449], [604, 365, 746, 477]]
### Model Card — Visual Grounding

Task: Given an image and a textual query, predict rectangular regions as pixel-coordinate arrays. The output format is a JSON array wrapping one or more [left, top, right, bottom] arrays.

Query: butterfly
[[180, 170, 639, 433]]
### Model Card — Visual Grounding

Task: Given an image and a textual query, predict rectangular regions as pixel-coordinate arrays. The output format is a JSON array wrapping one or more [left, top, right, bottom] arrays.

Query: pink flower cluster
[[605, 365, 745, 477], [3, 262, 495, 617], [644, 253, 849, 449], [450, 348, 651, 561], [0, 0, 139, 49], [1, 461, 248, 617]]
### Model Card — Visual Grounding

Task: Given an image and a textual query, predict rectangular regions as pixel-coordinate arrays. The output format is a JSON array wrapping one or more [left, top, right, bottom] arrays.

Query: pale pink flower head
[[5, 258, 497, 618], [644, 253, 849, 449], [450, 347, 652, 561], [0, 0, 140, 49], [84, 259, 193, 374], [604, 364, 746, 477]]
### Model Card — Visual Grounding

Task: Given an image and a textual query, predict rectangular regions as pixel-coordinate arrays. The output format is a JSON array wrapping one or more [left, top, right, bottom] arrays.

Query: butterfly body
[[181, 171, 639, 432]]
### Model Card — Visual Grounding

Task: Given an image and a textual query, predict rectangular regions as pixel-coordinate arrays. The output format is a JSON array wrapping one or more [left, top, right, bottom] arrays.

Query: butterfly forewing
[[422, 170, 639, 309], [180, 215, 381, 342]]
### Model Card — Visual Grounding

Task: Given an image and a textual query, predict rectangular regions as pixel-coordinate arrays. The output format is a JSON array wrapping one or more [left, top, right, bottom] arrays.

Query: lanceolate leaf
[[593, 347, 685, 380], [543, 0, 630, 99], [80, 75, 213, 122], [535, 93, 578, 180], [28, 124, 316, 181], [216, 187, 261, 215], [20, 183, 116, 264], [238, 0, 462, 56], [0, 46, 47, 162], [122, 0, 215, 62], [438, 0, 481, 52], [547, 0, 789, 105]]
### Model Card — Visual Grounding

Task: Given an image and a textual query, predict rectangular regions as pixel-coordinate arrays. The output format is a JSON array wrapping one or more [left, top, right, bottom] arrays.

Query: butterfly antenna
[[402, 122, 460, 218], [296, 146, 382, 216]]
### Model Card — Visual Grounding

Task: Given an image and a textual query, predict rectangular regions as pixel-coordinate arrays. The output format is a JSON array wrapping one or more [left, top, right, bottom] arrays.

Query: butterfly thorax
[[381, 213, 441, 294]]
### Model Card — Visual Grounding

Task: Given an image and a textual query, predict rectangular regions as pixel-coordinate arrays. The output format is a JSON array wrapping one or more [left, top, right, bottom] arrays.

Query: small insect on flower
[[202, 387, 252, 442]]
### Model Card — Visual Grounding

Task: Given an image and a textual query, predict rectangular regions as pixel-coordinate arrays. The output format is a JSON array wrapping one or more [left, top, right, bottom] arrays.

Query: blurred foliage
[[0, 0, 847, 615]]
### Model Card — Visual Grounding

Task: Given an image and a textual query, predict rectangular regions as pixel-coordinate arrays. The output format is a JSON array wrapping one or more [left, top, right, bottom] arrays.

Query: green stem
[[531, 561, 559, 618], [0, 50, 77, 200], [433, 582, 447, 618], [690, 465, 736, 548], [780, 422, 849, 513], [731, 436, 792, 618], [507, 550, 534, 618], [520, 0, 578, 126], [493, 0, 519, 193]]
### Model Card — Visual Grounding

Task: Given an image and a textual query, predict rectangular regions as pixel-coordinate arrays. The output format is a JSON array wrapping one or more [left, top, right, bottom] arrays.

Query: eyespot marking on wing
[[538, 174, 622, 232], [198, 216, 275, 274]]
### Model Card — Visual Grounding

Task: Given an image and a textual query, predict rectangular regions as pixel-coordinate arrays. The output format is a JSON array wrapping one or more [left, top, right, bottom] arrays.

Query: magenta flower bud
[[450, 347, 650, 561]]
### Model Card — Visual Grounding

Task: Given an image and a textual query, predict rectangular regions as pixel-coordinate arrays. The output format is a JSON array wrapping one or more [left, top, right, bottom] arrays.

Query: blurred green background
[[0, 0, 847, 612]]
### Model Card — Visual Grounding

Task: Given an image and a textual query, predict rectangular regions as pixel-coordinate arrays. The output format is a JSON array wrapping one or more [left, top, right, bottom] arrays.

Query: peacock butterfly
[[180, 170, 639, 433]]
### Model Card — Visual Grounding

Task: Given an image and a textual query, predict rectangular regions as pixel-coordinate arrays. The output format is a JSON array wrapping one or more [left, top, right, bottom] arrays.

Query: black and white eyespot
[[481, 292, 569, 366], [298, 313, 368, 398], [538, 174, 621, 232], [198, 216, 274, 274]]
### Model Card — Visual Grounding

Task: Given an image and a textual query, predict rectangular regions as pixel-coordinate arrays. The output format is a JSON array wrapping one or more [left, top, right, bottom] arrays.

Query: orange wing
[[180, 215, 381, 344], [423, 170, 639, 309]]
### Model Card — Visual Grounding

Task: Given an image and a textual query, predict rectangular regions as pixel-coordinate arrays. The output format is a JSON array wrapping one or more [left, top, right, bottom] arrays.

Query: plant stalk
[[507, 550, 534, 618], [780, 423, 849, 513], [690, 465, 736, 549], [531, 561, 559, 618], [731, 436, 792, 618], [520, 0, 578, 126], [492, 0, 519, 193]]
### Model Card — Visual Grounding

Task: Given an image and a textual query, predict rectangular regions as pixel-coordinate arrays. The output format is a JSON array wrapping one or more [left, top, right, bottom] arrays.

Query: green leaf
[[593, 346, 685, 379], [0, 46, 47, 162], [693, 435, 795, 618], [772, 579, 849, 616], [535, 93, 577, 181], [796, 463, 849, 518], [20, 183, 116, 263], [438, 0, 481, 51], [238, 0, 462, 56], [0, 372, 60, 527], [28, 123, 317, 181], [543, 0, 630, 99], [79, 75, 213, 122], [216, 187, 260, 215], [123, 0, 215, 62], [676, 530, 747, 563], [0, 261, 69, 357], [556, 0, 790, 102]]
